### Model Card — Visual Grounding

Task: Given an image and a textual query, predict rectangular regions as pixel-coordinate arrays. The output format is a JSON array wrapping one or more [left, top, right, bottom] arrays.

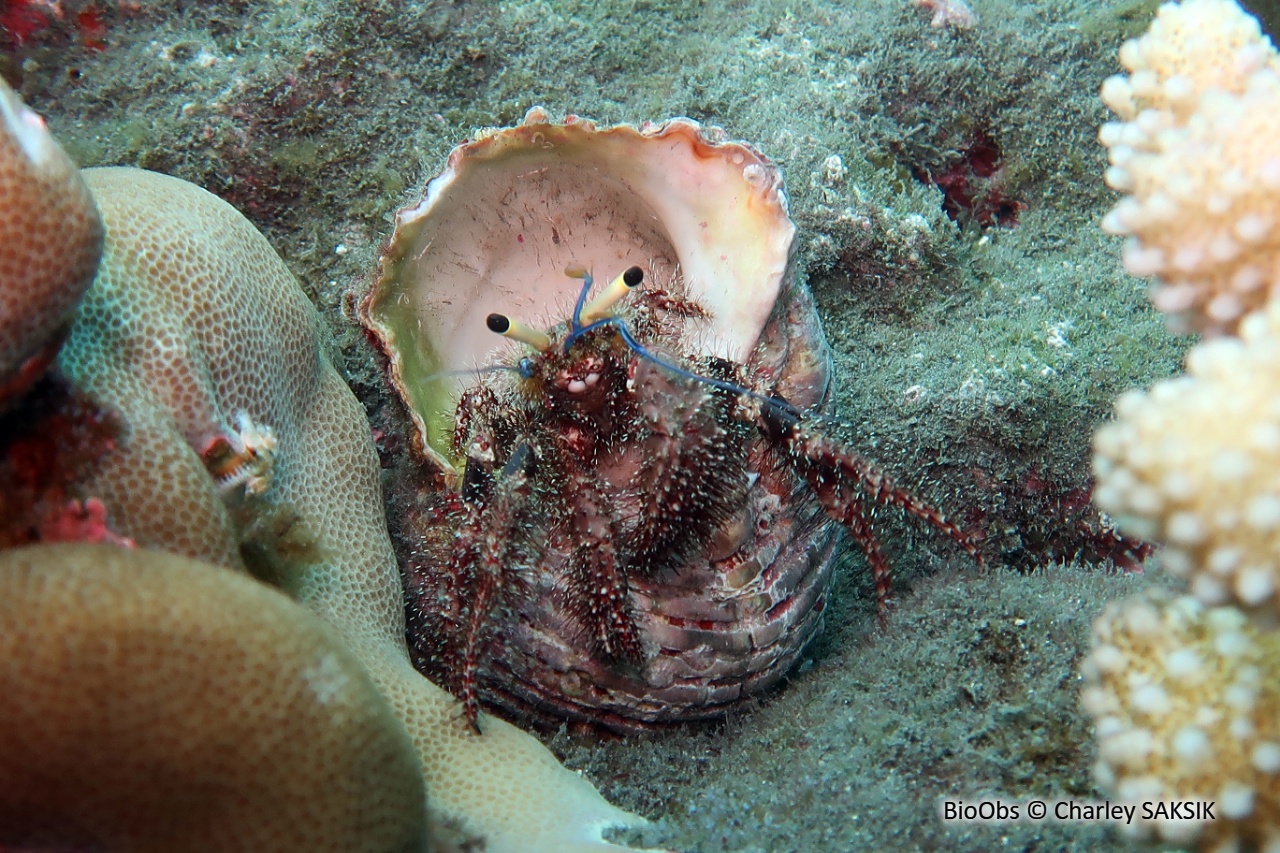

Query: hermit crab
[[361, 109, 983, 731]]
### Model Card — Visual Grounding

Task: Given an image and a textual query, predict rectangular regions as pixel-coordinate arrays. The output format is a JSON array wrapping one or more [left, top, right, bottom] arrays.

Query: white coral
[[1089, 7, 1280, 850], [1094, 302, 1280, 611], [1099, 0, 1280, 335], [1082, 591, 1280, 850]]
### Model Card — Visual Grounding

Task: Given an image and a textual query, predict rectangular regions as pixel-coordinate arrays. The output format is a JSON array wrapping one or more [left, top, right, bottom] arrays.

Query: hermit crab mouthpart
[[359, 107, 795, 475]]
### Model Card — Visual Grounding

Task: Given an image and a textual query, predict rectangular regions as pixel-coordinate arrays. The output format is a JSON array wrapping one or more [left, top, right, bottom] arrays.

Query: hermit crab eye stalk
[[561, 264, 644, 353], [563, 263, 594, 336], [487, 264, 805, 421], [486, 312, 553, 353], [579, 265, 644, 325], [560, 264, 807, 420]]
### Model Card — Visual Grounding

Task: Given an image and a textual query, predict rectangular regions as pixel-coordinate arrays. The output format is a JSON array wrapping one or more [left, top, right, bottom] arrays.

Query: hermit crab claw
[[369, 109, 982, 738]]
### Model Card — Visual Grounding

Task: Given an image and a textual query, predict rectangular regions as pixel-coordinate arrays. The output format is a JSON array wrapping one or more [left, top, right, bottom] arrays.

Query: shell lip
[[355, 282, 448, 477], [359, 107, 796, 475]]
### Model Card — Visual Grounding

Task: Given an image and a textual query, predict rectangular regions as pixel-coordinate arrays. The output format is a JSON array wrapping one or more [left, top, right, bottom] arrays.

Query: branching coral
[[1082, 592, 1280, 848], [2, 160, 653, 850], [1094, 300, 1280, 612], [1087, 3, 1280, 848], [1093, 0, 1280, 619], [1098, 0, 1280, 335]]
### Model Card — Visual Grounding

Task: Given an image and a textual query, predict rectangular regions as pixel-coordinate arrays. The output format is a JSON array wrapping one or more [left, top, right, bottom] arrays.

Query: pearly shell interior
[[361, 108, 795, 473]]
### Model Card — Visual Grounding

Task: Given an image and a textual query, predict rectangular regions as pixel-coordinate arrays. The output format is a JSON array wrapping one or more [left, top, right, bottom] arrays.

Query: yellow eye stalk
[[487, 265, 647, 354], [578, 265, 644, 325], [485, 313, 553, 352]]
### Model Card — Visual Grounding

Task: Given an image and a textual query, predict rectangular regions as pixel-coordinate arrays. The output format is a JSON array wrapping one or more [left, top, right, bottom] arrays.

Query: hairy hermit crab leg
[[453, 443, 534, 731], [487, 265, 986, 623], [758, 399, 988, 620]]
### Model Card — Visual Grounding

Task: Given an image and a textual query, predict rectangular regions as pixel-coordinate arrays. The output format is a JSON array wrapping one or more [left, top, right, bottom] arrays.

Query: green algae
[[560, 562, 1164, 852], [12, 0, 1193, 849], [1077, 0, 1166, 43]]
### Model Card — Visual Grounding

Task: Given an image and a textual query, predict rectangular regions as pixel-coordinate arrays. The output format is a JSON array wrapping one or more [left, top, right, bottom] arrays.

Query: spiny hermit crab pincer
[[359, 108, 983, 732]]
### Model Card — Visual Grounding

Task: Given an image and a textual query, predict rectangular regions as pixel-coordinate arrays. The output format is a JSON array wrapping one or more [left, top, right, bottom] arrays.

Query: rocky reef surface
[[4, 0, 1244, 849]]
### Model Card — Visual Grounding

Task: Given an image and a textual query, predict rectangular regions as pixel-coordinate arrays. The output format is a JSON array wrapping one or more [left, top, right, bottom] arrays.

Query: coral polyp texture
[[1098, 0, 1280, 335], [0, 78, 101, 405], [1081, 592, 1280, 849], [1088, 5, 1280, 850], [19, 165, 649, 852], [1093, 302, 1280, 612], [0, 543, 427, 853], [364, 110, 983, 731]]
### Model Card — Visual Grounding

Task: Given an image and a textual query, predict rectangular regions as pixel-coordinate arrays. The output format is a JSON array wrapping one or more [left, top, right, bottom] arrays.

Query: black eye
[[518, 357, 536, 379]]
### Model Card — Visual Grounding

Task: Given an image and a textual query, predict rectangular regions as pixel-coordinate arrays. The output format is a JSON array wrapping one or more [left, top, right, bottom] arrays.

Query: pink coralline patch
[[73, 3, 105, 51], [37, 497, 133, 546], [0, 0, 62, 46], [0, 378, 123, 547], [913, 0, 977, 29], [920, 130, 1025, 227], [0, 0, 111, 51]]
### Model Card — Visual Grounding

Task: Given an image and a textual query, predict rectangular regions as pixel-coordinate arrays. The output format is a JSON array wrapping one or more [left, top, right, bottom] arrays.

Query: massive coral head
[[0, 77, 101, 409]]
